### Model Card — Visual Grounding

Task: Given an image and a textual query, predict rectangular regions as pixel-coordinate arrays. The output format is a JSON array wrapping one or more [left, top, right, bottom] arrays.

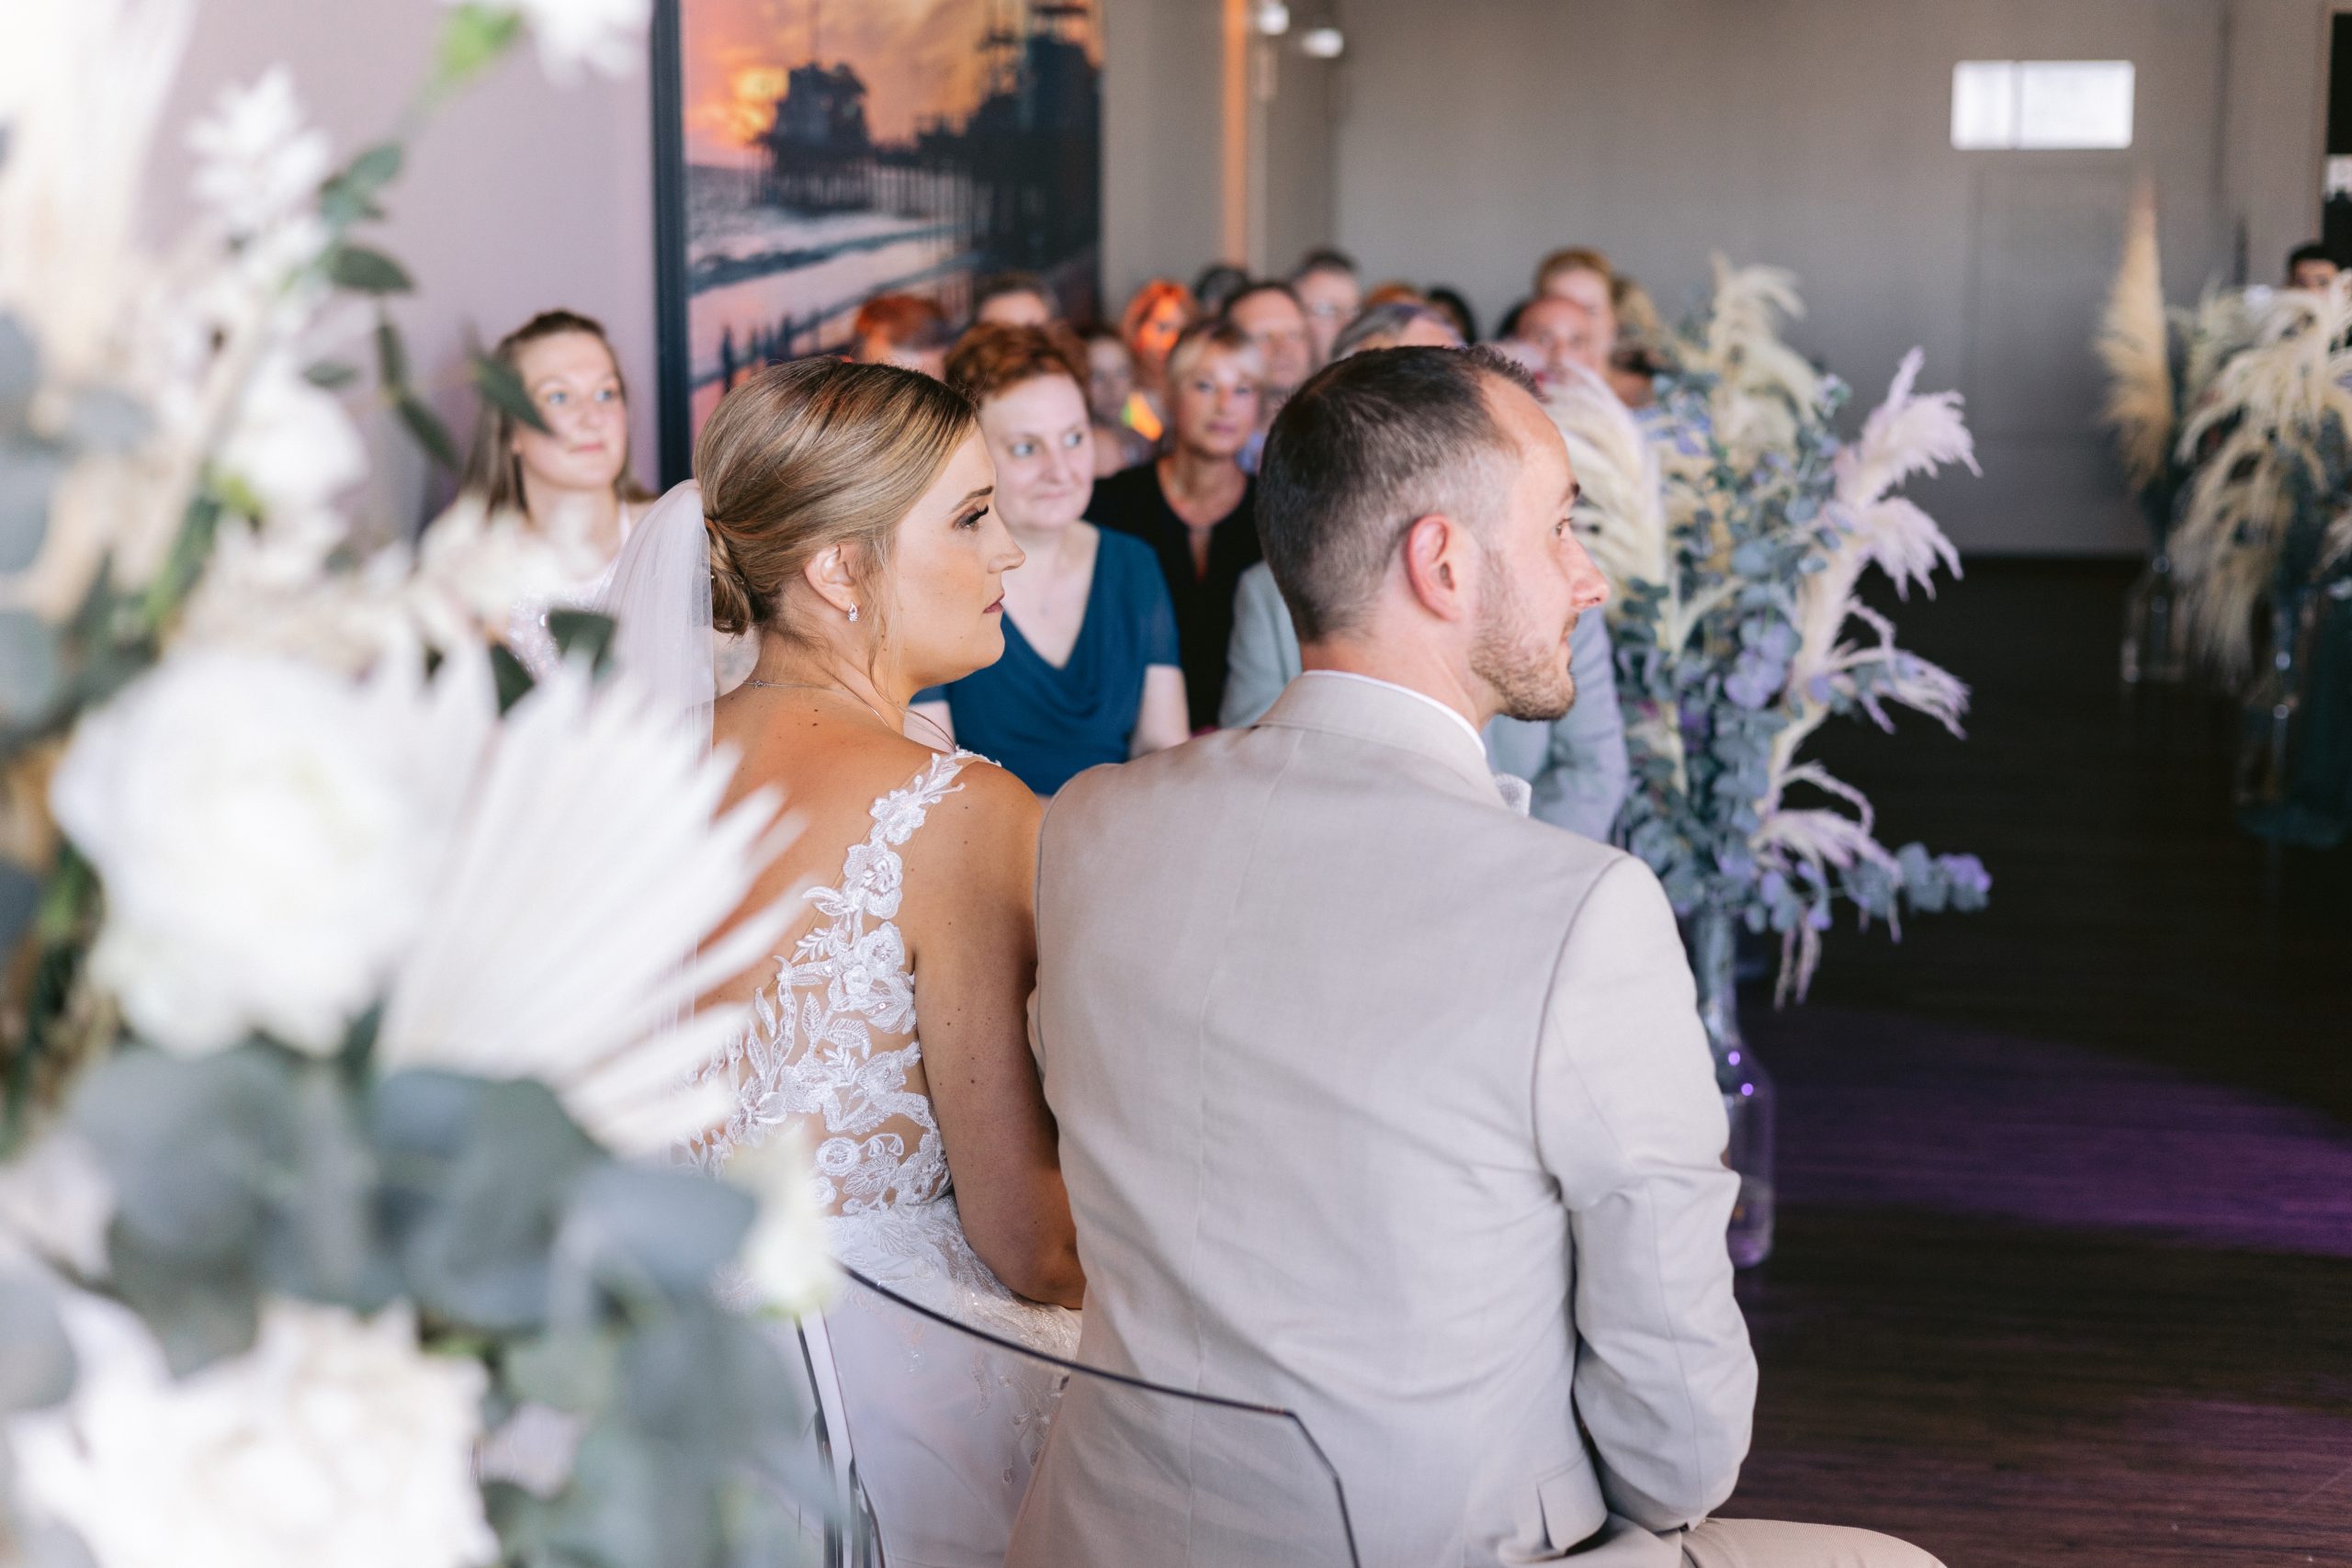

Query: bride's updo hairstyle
[[696, 357, 977, 641]]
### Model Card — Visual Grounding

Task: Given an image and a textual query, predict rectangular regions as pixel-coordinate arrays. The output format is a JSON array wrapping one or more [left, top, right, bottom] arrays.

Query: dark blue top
[[916, 528, 1181, 795]]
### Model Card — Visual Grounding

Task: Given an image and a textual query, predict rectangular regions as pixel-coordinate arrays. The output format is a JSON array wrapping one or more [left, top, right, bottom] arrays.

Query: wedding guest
[[1089, 321, 1263, 729], [1223, 279, 1316, 420], [1329, 299, 1463, 358], [1118, 277, 1198, 443], [1535, 245, 1620, 318], [1493, 297, 1532, 342], [1363, 279, 1430, 310], [974, 271, 1058, 327], [1291, 247, 1363, 366], [910, 325, 1190, 794], [1079, 326, 1154, 476], [2288, 242, 2339, 291], [1223, 278, 1315, 474], [851, 292, 954, 378], [1534, 246, 1623, 386], [1222, 557, 1629, 840], [1192, 261, 1251, 316], [1425, 285, 1479, 345], [1509, 293, 1607, 385], [459, 308, 655, 673]]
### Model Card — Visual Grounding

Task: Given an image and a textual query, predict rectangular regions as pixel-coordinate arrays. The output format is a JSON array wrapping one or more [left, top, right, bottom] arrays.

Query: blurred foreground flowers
[[0, 3, 835, 1565]]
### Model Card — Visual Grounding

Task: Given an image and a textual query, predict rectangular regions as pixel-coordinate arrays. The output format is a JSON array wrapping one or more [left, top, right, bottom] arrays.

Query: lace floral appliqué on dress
[[692, 750, 1079, 1363]]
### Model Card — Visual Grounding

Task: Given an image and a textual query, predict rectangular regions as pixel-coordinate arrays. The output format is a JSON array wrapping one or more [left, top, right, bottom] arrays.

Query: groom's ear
[[1401, 512, 1473, 621]]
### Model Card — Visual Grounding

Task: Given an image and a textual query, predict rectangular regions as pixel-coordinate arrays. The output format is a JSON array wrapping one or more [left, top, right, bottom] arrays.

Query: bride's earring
[[847, 604, 860, 624]]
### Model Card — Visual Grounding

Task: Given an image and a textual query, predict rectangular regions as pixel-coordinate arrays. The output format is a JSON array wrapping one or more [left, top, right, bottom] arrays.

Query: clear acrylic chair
[[797, 1268, 1362, 1568]]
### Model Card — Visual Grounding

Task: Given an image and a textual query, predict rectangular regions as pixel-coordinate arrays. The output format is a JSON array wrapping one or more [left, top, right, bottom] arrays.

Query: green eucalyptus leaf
[[471, 349, 550, 434], [380, 1076, 599, 1335], [503, 1326, 621, 1413], [0, 313, 38, 409], [254, 1065, 398, 1310], [304, 360, 360, 390], [109, 1223, 264, 1375], [546, 609, 615, 674], [397, 391, 460, 471], [535, 1424, 705, 1568], [490, 643, 535, 712], [327, 243, 413, 295], [343, 141, 402, 192], [374, 318, 409, 389], [0, 607, 62, 722], [68, 1045, 299, 1261], [618, 1302, 808, 1459], [0, 1262, 76, 1412], [0, 860, 40, 969], [550, 1166, 753, 1325]]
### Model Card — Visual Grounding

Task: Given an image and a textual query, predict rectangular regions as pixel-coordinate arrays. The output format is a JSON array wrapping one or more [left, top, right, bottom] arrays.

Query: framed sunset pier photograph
[[651, 0, 1103, 475]]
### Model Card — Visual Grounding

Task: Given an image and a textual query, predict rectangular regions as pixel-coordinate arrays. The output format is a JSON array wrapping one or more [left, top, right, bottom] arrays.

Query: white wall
[[2222, 0, 2334, 285], [168, 0, 660, 538], [1322, 0, 2262, 554]]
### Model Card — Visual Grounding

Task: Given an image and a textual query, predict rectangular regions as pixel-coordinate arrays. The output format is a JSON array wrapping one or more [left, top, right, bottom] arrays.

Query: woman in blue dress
[[910, 325, 1191, 795]]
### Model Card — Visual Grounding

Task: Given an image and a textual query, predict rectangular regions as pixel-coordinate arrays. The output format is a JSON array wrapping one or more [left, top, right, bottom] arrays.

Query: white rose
[[50, 651, 452, 1055], [216, 351, 367, 524], [721, 1125, 839, 1317], [7, 1294, 495, 1568]]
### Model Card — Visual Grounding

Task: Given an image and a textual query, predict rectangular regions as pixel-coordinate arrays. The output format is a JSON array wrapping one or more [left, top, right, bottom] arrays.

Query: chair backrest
[[804, 1268, 1362, 1568]]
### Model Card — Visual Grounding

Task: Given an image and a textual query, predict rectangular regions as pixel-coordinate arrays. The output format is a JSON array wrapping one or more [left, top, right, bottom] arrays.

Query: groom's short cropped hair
[[1257, 346, 1535, 642]]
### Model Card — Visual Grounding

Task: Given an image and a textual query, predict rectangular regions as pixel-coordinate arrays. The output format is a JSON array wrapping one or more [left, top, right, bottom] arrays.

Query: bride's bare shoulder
[[898, 754, 1040, 891]]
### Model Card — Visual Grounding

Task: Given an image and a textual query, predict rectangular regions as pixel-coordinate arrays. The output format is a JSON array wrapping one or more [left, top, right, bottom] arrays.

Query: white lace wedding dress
[[689, 749, 1079, 1568]]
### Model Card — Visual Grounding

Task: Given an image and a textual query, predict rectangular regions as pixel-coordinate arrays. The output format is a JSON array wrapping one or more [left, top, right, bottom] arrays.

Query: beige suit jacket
[[1010, 674, 1756, 1568]]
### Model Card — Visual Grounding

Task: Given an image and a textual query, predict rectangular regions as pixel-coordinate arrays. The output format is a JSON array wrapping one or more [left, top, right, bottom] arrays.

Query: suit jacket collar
[[1259, 672, 1509, 808]]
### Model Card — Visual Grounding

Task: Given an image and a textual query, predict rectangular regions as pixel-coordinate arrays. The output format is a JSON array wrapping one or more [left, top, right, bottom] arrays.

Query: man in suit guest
[[1012, 346, 1942, 1568]]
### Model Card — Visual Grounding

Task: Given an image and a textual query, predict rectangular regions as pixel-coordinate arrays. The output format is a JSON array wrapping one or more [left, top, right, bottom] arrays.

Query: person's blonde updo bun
[[695, 357, 977, 639]]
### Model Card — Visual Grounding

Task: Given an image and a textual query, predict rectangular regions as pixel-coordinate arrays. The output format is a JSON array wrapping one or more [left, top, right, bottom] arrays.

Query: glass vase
[[2235, 585, 2319, 814], [1687, 908, 1776, 1269], [2120, 547, 2186, 685]]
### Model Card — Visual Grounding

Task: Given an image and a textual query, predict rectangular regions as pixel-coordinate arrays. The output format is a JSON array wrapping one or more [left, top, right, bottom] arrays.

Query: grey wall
[[1101, 0, 1231, 305], [1321, 0, 2313, 554]]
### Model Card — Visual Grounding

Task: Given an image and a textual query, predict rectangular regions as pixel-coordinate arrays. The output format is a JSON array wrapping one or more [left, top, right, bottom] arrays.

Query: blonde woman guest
[[1087, 321, 1263, 729], [1118, 277, 1197, 443], [459, 308, 656, 673], [604, 358, 1082, 1568], [910, 326, 1189, 794]]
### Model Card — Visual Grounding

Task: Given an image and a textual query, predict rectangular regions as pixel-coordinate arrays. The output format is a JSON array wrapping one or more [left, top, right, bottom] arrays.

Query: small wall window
[[1951, 61, 2135, 150]]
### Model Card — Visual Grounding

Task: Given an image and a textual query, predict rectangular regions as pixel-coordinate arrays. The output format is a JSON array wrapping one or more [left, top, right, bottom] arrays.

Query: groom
[[1010, 348, 1939, 1567]]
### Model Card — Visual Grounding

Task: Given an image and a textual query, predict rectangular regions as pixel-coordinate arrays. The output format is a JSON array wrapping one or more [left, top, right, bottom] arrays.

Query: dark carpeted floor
[[1722, 559, 2352, 1567]]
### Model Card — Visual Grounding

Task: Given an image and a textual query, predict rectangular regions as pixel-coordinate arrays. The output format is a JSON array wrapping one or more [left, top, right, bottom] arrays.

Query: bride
[[601, 357, 1084, 1566]]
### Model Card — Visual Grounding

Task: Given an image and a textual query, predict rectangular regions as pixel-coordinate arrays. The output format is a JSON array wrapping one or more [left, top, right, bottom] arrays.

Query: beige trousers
[[1682, 1518, 1945, 1568], [1571, 1514, 1945, 1568]]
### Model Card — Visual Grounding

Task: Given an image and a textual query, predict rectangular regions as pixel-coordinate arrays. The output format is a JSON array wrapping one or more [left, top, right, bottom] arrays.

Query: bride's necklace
[[740, 678, 936, 744], [741, 678, 891, 719]]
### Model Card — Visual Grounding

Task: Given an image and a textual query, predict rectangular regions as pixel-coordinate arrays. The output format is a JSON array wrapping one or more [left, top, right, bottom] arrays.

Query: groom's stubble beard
[[1470, 549, 1577, 724]]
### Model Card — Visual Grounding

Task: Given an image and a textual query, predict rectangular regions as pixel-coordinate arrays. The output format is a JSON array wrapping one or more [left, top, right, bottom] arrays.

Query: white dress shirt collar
[[1296, 670, 1488, 752]]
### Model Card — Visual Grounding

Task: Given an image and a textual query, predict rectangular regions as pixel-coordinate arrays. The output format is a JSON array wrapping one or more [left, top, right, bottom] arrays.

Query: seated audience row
[[467, 242, 1653, 826]]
